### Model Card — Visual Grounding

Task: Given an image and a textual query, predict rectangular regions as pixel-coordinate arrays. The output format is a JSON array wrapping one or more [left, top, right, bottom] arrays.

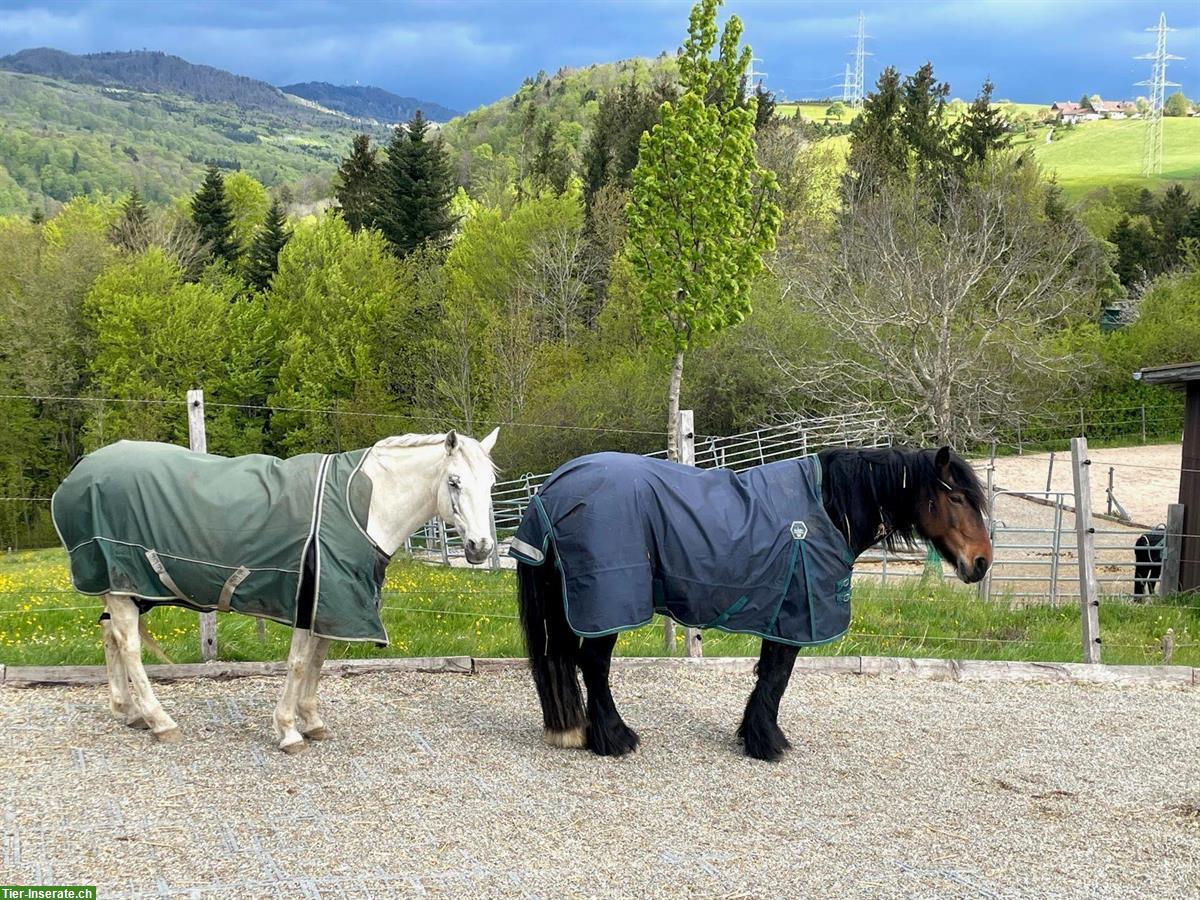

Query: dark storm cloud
[[0, 1, 1195, 111]]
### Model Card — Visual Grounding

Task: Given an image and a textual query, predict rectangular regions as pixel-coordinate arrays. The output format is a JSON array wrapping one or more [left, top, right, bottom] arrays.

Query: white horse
[[91, 429, 499, 753]]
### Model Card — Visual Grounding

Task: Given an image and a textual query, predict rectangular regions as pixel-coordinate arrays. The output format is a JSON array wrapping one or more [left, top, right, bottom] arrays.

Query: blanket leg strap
[[145, 550, 190, 604], [218, 566, 251, 613]]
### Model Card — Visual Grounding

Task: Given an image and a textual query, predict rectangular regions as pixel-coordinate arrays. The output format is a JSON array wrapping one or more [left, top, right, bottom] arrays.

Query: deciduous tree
[[625, 0, 781, 459]]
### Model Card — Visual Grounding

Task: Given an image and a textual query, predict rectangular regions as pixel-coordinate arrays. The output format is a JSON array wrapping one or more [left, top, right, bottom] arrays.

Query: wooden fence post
[[678, 410, 702, 658], [188, 389, 218, 662], [1161, 503, 1184, 596], [1070, 437, 1101, 663]]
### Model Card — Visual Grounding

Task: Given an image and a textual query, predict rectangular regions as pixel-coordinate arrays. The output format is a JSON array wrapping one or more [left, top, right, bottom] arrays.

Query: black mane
[[817, 446, 987, 555]]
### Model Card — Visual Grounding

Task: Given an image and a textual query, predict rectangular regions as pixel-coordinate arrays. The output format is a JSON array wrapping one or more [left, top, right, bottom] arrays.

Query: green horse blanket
[[53, 441, 389, 644]]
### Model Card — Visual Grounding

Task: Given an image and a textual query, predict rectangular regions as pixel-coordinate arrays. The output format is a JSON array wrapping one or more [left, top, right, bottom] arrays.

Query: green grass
[[1028, 117, 1200, 197], [2, 547, 1195, 668], [776, 102, 858, 123]]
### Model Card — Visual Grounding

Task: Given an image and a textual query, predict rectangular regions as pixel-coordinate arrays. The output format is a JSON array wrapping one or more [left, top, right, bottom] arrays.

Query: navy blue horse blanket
[[509, 452, 854, 646]]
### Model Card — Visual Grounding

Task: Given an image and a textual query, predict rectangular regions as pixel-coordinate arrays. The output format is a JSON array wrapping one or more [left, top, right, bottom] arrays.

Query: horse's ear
[[445, 430, 459, 454], [935, 445, 951, 475], [480, 427, 500, 454]]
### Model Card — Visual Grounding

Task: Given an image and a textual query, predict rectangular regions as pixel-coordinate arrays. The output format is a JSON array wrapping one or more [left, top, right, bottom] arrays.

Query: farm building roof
[[1133, 362, 1200, 386]]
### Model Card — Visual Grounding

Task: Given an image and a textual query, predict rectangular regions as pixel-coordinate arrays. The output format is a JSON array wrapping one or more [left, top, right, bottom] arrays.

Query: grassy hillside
[[0, 70, 389, 215], [1026, 117, 1200, 196]]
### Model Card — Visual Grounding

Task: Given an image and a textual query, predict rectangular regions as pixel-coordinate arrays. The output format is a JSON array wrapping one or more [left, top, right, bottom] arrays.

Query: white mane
[[374, 433, 450, 449], [373, 432, 498, 474]]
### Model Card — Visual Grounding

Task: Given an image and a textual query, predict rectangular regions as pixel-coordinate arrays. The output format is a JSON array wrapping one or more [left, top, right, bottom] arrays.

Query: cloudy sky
[[0, 1, 1196, 113]]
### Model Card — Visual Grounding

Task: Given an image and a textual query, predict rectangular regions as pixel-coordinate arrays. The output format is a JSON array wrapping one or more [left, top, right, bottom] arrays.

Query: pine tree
[[958, 78, 1008, 165], [1156, 184, 1193, 269], [373, 111, 458, 256], [899, 63, 954, 181], [109, 188, 152, 252], [335, 134, 379, 233], [846, 66, 906, 186], [752, 82, 775, 131], [245, 199, 291, 291], [581, 76, 670, 209], [532, 120, 570, 193], [191, 166, 238, 265]]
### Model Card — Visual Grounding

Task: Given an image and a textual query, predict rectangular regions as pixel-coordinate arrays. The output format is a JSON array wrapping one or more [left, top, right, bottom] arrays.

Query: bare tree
[[523, 221, 598, 343], [489, 282, 538, 420], [108, 212, 210, 281], [773, 162, 1104, 446]]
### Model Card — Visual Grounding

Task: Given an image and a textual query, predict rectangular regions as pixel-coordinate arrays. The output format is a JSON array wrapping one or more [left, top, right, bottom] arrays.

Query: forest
[[2, 0, 1198, 550]]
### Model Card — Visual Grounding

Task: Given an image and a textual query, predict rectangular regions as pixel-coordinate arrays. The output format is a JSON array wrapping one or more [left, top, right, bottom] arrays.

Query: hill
[[0, 69, 389, 216], [0, 48, 309, 115], [281, 82, 458, 124], [441, 56, 677, 175], [1025, 117, 1200, 197]]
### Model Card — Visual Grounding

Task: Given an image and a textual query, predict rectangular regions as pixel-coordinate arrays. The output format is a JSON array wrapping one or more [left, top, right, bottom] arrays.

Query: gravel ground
[[3, 667, 1198, 898]]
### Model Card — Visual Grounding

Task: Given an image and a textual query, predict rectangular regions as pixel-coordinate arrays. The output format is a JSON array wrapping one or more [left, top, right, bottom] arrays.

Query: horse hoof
[[544, 726, 586, 749], [280, 738, 308, 755], [126, 716, 150, 730], [303, 726, 330, 741], [586, 722, 640, 758], [154, 727, 182, 744]]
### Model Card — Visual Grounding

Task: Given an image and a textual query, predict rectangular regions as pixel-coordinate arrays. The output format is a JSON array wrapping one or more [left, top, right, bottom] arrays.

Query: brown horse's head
[[820, 445, 992, 584], [913, 446, 993, 583]]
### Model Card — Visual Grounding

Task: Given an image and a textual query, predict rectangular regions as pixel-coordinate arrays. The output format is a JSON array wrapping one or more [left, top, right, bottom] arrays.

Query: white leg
[[101, 609, 144, 728], [107, 595, 179, 742], [274, 628, 310, 754], [298, 636, 331, 740]]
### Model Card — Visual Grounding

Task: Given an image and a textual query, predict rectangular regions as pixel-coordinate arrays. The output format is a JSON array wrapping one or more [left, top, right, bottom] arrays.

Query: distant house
[[1092, 98, 1139, 119], [1050, 99, 1139, 123]]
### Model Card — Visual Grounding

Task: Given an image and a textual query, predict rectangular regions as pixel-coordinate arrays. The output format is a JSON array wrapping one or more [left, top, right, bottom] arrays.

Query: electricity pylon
[[1135, 13, 1181, 176]]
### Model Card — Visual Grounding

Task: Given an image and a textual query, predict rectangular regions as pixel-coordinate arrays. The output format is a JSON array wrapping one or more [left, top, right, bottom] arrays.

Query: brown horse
[[516, 445, 992, 761]]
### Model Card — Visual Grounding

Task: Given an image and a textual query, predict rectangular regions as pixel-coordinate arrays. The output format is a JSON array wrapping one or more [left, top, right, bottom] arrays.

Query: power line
[[1134, 12, 1182, 176]]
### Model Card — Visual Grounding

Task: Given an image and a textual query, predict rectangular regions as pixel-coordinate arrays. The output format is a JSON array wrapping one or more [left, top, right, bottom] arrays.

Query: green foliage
[[1164, 91, 1190, 117], [244, 198, 291, 291], [958, 78, 1008, 165], [627, 0, 781, 354], [334, 134, 379, 233], [374, 111, 458, 256], [1108, 184, 1200, 286], [263, 214, 403, 451], [0, 71, 385, 217], [190, 166, 238, 265], [848, 63, 1007, 188], [82, 248, 246, 445], [223, 171, 269, 255], [581, 76, 671, 209]]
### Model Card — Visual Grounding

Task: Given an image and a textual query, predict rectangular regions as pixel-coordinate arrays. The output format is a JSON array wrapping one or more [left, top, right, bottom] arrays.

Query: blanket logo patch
[[790, 520, 809, 540]]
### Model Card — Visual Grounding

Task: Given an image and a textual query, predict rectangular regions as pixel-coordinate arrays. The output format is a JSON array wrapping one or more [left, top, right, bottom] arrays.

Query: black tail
[[517, 542, 586, 741]]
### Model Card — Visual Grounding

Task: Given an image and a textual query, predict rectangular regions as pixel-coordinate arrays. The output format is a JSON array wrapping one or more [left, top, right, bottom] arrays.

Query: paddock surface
[[3, 667, 1198, 898]]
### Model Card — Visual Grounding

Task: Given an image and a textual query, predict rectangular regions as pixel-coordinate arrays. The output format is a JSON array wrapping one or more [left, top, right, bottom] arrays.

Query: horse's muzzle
[[464, 538, 493, 565], [958, 556, 990, 584]]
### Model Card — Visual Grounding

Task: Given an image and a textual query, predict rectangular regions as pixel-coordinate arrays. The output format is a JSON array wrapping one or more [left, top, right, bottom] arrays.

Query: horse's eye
[[949, 493, 965, 505], [448, 475, 461, 490]]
